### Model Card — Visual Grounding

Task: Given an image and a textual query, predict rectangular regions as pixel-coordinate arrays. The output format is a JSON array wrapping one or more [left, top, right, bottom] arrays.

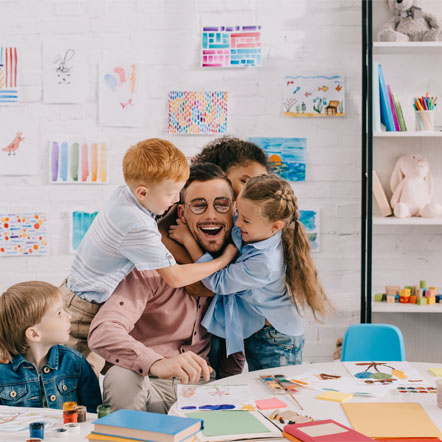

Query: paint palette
[[259, 375, 285, 393], [396, 386, 436, 394]]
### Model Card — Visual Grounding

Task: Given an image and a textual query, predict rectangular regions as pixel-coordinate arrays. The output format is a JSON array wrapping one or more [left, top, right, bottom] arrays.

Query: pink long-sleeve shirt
[[88, 268, 211, 376]]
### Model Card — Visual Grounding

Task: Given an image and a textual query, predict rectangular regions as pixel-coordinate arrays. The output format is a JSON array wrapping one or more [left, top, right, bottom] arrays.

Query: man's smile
[[198, 223, 225, 239]]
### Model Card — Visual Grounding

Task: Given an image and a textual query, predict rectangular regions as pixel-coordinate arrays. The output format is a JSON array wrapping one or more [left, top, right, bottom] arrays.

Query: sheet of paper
[[342, 402, 441, 438], [0, 407, 60, 432], [176, 384, 255, 411]]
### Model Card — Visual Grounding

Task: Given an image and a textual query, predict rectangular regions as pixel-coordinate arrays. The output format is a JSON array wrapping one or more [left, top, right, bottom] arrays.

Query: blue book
[[372, 62, 381, 132], [92, 410, 203, 442], [378, 64, 395, 131]]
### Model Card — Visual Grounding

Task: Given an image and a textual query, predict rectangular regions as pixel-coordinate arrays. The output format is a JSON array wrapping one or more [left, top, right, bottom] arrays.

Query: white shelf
[[373, 302, 442, 313], [373, 42, 442, 54], [374, 131, 442, 138], [373, 216, 442, 225]]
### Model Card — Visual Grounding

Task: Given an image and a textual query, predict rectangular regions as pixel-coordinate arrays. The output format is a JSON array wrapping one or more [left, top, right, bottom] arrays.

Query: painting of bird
[[1, 132, 24, 156]]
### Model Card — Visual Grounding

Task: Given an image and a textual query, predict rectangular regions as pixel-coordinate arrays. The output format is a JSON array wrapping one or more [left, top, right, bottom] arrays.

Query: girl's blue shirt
[[199, 226, 303, 355]]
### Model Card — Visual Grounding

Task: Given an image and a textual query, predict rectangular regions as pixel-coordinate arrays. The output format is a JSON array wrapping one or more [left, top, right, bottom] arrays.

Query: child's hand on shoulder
[[169, 219, 193, 246], [221, 243, 238, 264]]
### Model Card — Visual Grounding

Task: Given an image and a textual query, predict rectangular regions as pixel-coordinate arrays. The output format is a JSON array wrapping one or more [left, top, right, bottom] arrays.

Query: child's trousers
[[59, 279, 105, 376]]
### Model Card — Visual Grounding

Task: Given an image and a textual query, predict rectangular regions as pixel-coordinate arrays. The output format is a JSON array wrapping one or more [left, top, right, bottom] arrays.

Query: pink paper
[[255, 397, 287, 410]]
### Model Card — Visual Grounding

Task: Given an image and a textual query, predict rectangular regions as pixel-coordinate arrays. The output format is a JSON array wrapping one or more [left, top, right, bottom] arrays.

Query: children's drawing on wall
[[248, 137, 306, 182], [0, 213, 48, 256], [299, 209, 320, 252], [43, 39, 87, 103], [49, 141, 108, 184], [0, 110, 38, 175], [283, 75, 345, 117], [0, 46, 19, 104], [99, 60, 146, 127], [202, 25, 262, 67], [168, 91, 228, 134], [70, 211, 98, 252]]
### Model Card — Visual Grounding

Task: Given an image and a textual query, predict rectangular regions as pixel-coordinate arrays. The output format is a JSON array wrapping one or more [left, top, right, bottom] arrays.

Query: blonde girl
[[169, 174, 331, 370]]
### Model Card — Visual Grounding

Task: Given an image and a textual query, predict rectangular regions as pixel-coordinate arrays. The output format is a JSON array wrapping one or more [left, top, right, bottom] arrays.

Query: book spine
[[387, 85, 400, 131], [393, 93, 407, 131], [378, 64, 395, 131], [372, 62, 381, 132]]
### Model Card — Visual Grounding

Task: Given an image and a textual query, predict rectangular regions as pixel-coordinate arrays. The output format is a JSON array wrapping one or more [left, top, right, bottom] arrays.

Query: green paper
[[185, 410, 270, 437]]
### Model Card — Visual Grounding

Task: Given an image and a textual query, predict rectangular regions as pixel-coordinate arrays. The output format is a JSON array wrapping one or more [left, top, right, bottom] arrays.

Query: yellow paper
[[316, 391, 353, 402], [341, 403, 441, 438], [429, 367, 442, 377]]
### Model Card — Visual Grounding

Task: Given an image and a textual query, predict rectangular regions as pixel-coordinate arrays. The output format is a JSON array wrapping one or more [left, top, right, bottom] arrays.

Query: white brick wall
[[0, 0, 363, 362]]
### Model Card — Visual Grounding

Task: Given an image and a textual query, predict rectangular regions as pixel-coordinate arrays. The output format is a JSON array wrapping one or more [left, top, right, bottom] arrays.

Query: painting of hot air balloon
[[43, 39, 88, 103], [99, 60, 146, 127], [0, 109, 38, 176], [248, 137, 306, 182]]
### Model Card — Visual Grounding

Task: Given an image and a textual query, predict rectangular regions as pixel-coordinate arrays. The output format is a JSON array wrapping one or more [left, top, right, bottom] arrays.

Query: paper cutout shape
[[316, 391, 353, 402], [70, 211, 98, 252], [248, 137, 306, 182], [43, 39, 88, 103], [0, 110, 38, 175], [283, 74, 345, 117], [0, 213, 48, 256], [49, 141, 108, 184], [255, 397, 287, 410], [202, 26, 262, 67], [99, 60, 146, 127], [168, 91, 228, 134], [0, 46, 19, 104]]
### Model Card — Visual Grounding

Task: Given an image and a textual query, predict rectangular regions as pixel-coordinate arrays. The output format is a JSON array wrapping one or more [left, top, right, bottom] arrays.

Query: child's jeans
[[209, 335, 246, 379], [244, 326, 304, 371]]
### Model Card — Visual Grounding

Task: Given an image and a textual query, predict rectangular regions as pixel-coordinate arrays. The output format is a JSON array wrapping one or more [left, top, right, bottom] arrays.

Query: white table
[[0, 405, 95, 441], [171, 361, 442, 439]]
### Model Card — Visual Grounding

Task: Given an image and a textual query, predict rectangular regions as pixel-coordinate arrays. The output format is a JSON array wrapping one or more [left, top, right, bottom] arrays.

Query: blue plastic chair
[[341, 324, 406, 361]]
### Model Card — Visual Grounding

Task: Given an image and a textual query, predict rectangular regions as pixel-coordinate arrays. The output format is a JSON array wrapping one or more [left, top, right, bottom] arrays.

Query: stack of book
[[373, 63, 407, 132], [86, 409, 203, 442]]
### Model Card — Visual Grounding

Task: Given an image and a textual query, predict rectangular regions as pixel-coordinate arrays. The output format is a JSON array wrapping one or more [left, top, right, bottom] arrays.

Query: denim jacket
[[0, 345, 101, 412]]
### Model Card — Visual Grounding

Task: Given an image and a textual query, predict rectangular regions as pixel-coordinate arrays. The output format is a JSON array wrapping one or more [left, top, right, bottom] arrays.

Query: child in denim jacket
[[0, 281, 101, 412]]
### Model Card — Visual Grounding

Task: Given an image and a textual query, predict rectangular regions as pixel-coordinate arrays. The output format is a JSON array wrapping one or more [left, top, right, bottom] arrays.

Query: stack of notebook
[[86, 409, 203, 442]]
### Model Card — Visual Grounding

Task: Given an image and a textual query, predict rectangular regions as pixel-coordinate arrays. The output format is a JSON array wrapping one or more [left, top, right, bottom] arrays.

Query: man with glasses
[[88, 163, 236, 413]]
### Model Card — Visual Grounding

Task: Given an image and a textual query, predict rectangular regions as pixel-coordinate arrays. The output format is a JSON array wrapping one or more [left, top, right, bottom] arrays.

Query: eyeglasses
[[185, 197, 233, 215]]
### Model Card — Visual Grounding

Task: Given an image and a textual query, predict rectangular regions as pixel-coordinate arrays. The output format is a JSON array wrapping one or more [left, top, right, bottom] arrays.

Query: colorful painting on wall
[[299, 209, 320, 252], [202, 25, 262, 67], [0, 110, 38, 175], [0, 213, 48, 256], [168, 91, 228, 134], [70, 211, 98, 252], [248, 137, 306, 182], [49, 141, 108, 184], [99, 60, 146, 127], [43, 39, 88, 103], [0, 46, 19, 104], [283, 74, 345, 117]]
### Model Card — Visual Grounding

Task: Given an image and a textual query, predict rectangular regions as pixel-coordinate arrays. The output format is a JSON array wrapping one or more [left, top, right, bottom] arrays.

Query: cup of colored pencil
[[414, 94, 437, 131]]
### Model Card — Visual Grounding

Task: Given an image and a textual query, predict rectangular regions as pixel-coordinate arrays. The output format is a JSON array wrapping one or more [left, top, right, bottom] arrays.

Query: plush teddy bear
[[378, 0, 441, 42], [390, 154, 442, 218]]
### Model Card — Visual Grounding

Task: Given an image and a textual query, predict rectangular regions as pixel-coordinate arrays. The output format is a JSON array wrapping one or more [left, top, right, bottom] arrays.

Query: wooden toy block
[[436, 295, 442, 303], [387, 294, 395, 303], [381, 294, 387, 302], [426, 289, 436, 298], [400, 288, 410, 297], [374, 293, 383, 302], [395, 294, 400, 303], [409, 295, 416, 304], [417, 297, 427, 305], [412, 285, 419, 296], [420, 280, 426, 289], [429, 286, 437, 291], [427, 296, 436, 305], [417, 288, 425, 298], [386, 285, 400, 295]]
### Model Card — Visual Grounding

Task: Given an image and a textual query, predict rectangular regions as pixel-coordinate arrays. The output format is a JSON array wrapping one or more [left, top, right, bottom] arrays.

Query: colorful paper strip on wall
[[43, 39, 88, 103], [0, 213, 48, 256], [0, 46, 19, 103], [283, 74, 345, 117], [0, 110, 39, 175], [70, 211, 98, 252], [50, 141, 108, 184], [168, 91, 228, 134], [248, 137, 306, 182], [99, 60, 146, 127], [299, 209, 320, 252], [202, 26, 262, 67]]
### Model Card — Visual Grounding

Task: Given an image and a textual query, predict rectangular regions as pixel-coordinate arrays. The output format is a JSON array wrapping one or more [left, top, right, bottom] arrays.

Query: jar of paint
[[29, 422, 44, 439], [62, 401, 78, 423], [76, 405, 87, 422], [97, 404, 112, 418]]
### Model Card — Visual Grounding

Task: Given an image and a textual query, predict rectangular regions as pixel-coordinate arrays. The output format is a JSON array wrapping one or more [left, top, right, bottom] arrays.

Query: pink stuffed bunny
[[390, 154, 442, 218]]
